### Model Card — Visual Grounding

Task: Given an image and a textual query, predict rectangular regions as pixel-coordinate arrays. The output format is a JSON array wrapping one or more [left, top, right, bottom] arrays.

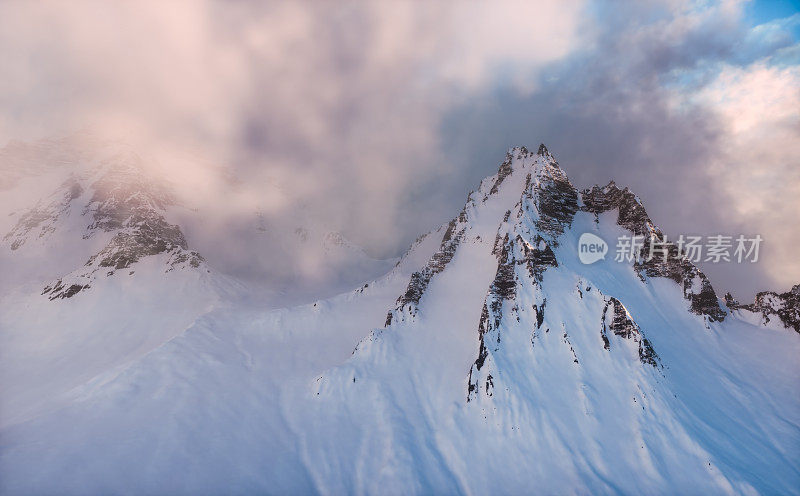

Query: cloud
[[439, 0, 800, 298], [0, 0, 588, 294], [0, 0, 796, 298], [688, 62, 800, 293]]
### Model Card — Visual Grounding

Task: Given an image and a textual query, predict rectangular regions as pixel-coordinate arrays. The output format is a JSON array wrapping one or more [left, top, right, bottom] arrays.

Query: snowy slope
[[0, 135, 396, 302], [309, 146, 800, 494], [0, 223, 445, 495], [0, 145, 798, 495], [0, 137, 243, 428], [0, 136, 388, 427]]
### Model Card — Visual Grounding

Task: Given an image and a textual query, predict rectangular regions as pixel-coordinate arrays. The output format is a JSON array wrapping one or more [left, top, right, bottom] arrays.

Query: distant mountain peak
[[728, 284, 800, 333], [1, 142, 207, 300]]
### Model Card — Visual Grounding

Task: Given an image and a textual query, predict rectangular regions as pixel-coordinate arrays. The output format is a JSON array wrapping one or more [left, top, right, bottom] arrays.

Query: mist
[[0, 0, 797, 300]]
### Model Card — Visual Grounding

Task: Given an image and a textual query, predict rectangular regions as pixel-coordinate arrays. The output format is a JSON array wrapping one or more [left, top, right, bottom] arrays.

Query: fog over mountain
[[2, 142, 798, 494], [0, 0, 797, 299], [0, 2, 799, 494]]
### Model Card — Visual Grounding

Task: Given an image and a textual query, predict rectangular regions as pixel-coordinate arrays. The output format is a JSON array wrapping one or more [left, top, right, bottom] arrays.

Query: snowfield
[[0, 141, 798, 495]]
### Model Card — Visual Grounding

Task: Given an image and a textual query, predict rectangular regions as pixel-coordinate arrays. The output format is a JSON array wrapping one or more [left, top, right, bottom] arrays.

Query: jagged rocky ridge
[[727, 285, 800, 333], [386, 215, 466, 326], [3, 142, 797, 494], [581, 182, 726, 322], [466, 147, 668, 400], [4, 152, 204, 299], [370, 144, 735, 403]]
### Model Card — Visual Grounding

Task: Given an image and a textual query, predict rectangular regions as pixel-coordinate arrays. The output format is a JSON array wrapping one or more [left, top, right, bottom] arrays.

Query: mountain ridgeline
[[2, 141, 798, 494], [372, 145, 746, 401], [309, 144, 798, 493]]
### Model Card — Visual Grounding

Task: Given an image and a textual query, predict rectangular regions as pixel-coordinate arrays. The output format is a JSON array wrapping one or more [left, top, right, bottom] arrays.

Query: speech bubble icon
[[578, 232, 608, 265]]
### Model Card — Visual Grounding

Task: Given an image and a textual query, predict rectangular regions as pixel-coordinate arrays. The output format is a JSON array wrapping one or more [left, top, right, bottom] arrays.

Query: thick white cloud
[[0, 0, 585, 254], [689, 62, 800, 291], [0, 0, 796, 297]]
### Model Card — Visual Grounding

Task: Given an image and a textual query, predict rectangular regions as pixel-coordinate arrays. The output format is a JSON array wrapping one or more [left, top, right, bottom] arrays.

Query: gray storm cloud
[[0, 0, 797, 299]]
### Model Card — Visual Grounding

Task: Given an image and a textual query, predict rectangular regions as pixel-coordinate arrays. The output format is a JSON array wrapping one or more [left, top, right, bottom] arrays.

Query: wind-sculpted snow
[[1, 145, 799, 495]]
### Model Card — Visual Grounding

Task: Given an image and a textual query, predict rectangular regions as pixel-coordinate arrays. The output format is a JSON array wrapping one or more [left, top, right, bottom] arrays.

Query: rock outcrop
[[728, 285, 800, 333], [2, 152, 206, 300], [580, 182, 726, 322], [602, 297, 660, 367]]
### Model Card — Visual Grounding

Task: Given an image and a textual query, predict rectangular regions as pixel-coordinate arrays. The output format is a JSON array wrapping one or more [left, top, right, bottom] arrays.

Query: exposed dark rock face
[[490, 237, 517, 301], [83, 162, 173, 235], [580, 182, 726, 322], [467, 232, 559, 399], [42, 280, 90, 299], [519, 234, 558, 282], [472, 236, 521, 369], [637, 237, 726, 322], [401, 218, 464, 307], [468, 153, 576, 400], [86, 218, 200, 271], [483, 146, 536, 201], [514, 152, 580, 249], [582, 182, 653, 236], [602, 297, 660, 367], [43, 218, 203, 299], [387, 217, 466, 325], [524, 156, 579, 244], [724, 292, 739, 308], [682, 274, 726, 322], [533, 177, 578, 241], [729, 285, 800, 333], [14, 158, 207, 300], [469, 236, 529, 399], [489, 152, 515, 195]]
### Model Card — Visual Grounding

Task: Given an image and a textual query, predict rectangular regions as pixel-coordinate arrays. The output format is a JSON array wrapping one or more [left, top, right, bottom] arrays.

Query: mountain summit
[[1, 145, 797, 495], [309, 145, 798, 494]]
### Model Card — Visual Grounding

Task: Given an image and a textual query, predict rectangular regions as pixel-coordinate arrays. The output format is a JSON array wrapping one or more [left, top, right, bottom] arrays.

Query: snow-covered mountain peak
[[2, 141, 798, 494], [299, 147, 799, 493], [1, 143, 206, 300], [383, 145, 569, 326], [321, 144, 741, 406], [382, 143, 730, 334]]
